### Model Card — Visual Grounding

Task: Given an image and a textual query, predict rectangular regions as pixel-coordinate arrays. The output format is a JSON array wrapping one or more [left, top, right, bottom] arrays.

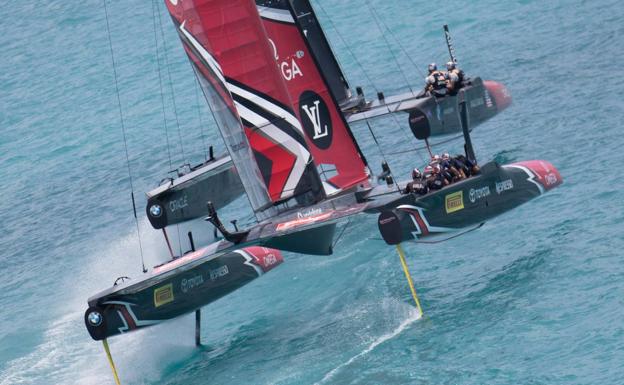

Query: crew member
[[428, 154, 453, 183], [446, 61, 465, 92], [424, 165, 448, 191], [429, 154, 442, 169], [405, 168, 428, 195], [441, 152, 465, 181], [455, 154, 480, 176], [436, 163, 454, 185], [425, 63, 448, 96]]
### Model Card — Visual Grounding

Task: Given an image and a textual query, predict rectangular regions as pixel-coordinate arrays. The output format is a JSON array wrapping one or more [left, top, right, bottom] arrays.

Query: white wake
[[0, 218, 204, 385], [315, 307, 422, 385]]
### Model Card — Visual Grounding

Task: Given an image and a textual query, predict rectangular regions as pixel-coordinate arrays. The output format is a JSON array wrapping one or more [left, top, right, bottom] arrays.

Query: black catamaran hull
[[347, 78, 512, 138], [408, 79, 511, 137], [85, 246, 282, 340], [146, 155, 244, 229], [377, 160, 562, 244]]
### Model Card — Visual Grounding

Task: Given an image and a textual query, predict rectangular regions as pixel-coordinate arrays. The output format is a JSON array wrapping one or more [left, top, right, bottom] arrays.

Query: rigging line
[[392, 114, 428, 169], [364, 118, 401, 192], [364, 0, 415, 95], [193, 75, 209, 160], [332, 216, 352, 249], [150, 0, 173, 170], [316, 1, 424, 175], [102, 0, 147, 274], [366, 1, 426, 81], [307, 1, 349, 89], [385, 100, 426, 162], [155, 0, 187, 166], [395, 116, 428, 171], [386, 132, 468, 156], [313, 0, 379, 93]]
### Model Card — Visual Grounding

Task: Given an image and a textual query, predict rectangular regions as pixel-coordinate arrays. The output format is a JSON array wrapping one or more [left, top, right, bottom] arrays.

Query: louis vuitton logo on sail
[[302, 100, 328, 140], [299, 90, 333, 149]]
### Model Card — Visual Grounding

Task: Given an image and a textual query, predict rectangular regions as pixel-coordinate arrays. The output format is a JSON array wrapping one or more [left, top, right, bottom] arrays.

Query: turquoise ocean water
[[1, 0, 623, 384]]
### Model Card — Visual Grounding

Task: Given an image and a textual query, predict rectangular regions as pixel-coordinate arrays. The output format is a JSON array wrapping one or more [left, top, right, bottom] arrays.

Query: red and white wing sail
[[256, 0, 370, 195], [166, 0, 323, 210]]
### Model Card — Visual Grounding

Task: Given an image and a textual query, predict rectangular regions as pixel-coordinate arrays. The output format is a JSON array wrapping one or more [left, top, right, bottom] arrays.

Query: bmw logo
[[149, 204, 163, 217], [87, 311, 103, 327]]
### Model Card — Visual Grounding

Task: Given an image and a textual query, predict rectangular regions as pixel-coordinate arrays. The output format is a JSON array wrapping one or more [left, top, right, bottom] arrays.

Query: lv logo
[[301, 100, 328, 139]]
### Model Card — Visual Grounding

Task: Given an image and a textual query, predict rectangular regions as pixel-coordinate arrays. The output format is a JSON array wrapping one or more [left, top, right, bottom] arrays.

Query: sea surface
[[1, 0, 623, 384]]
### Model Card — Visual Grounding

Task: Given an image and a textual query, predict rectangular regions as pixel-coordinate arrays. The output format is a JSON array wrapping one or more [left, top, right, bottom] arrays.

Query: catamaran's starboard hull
[[347, 78, 511, 137], [146, 155, 244, 229], [84, 246, 282, 340], [377, 160, 562, 244]]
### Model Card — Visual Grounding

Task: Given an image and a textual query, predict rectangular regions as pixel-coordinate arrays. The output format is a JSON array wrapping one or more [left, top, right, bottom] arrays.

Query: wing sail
[[256, 0, 370, 195], [166, 0, 324, 214]]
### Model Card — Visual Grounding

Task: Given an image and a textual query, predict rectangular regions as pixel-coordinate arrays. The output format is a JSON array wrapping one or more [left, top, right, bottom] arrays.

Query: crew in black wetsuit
[[425, 63, 447, 97], [429, 155, 454, 184], [455, 154, 480, 176], [441, 153, 465, 181], [424, 165, 448, 191], [405, 168, 428, 195]]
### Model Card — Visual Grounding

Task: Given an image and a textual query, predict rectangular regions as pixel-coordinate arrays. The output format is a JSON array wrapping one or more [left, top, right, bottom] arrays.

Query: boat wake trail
[[314, 307, 421, 385], [0, 220, 194, 385]]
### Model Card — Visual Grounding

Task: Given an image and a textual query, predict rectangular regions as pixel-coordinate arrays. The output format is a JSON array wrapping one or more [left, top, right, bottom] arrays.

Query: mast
[[288, 0, 353, 105], [255, 0, 352, 106], [458, 89, 476, 162], [165, 0, 325, 218], [256, 0, 370, 196], [443, 24, 458, 64]]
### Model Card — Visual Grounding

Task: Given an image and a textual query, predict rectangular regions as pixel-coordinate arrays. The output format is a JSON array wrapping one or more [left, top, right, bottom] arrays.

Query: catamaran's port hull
[[84, 246, 282, 341], [347, 78, 511, 138], [377, 160, 562, 244]]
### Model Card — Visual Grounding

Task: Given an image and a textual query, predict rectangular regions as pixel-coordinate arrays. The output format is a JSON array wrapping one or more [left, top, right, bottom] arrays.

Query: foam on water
[[315, 307, 422, 385], [0, 219, 197, 385]]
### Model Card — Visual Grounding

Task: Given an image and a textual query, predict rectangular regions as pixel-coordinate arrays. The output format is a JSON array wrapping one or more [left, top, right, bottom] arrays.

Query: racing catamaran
[[85, 1, 560, 383], [142, 0, 512, 233]]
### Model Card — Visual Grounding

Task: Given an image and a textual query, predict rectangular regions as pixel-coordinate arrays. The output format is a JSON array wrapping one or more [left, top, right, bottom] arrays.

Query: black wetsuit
[[427, 71, 448, 97], [406, 180, 428, 195], [426, 174, 446, 191], [454, 155, 478, 176], [439, 159, 458, 182]]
